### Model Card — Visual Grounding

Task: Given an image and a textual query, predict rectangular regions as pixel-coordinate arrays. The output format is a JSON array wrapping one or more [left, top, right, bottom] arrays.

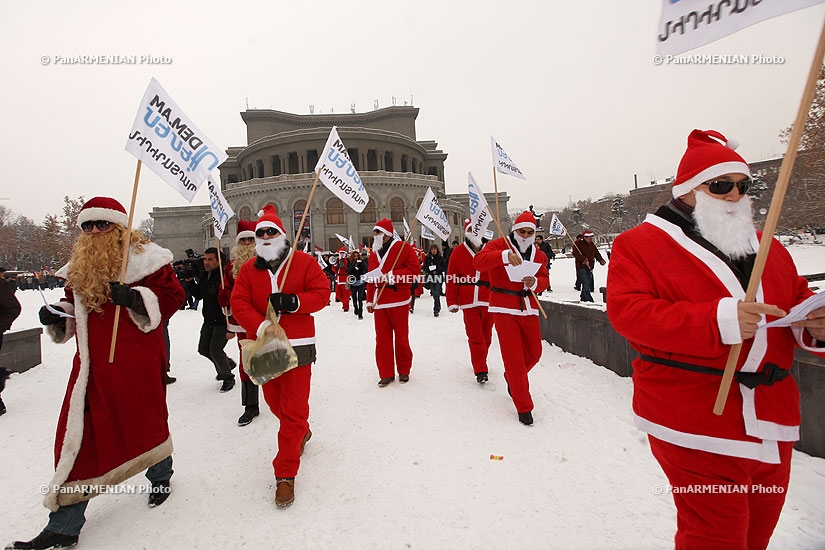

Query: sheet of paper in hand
[[505, 261, 541, 284], [763, 292, 825, 329]]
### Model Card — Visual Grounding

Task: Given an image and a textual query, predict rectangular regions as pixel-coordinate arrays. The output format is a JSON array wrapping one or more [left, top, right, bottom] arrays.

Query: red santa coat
[[230, 250, 329, 349], [45, 243, 184, 510], [607, 214, 825, 463], [446, 242, 490, 310], [473, 236, 549, 316], [365, 239, 420, 310]]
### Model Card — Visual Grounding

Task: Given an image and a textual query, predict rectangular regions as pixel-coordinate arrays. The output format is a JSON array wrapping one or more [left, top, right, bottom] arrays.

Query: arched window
[[360, 197, 377, 224], [390, 197, 405, 223], [326, 198, 344, 225], [238, 206, 254, 220]]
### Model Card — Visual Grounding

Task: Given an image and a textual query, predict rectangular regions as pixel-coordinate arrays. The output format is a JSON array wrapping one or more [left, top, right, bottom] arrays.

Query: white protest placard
[[334, 233, 350, 249], [656, 0, 825, 56], [207, 179, 234, 240], [314, 126, 369, 213], [126, 78, 227, 202], [466, 172, 492, 243], [415, 187, 451, 242], [548, 213, 567, 236], [491, 136, 526, 180]]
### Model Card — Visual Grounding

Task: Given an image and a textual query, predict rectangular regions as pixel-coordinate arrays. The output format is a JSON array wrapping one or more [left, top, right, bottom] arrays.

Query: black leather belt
[[639, 353, 789, 389]]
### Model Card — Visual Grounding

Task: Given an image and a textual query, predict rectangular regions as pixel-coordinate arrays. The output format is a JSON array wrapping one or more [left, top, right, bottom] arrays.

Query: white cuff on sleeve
[[717, 297, 742, 345], [501, 250, 511, 265]]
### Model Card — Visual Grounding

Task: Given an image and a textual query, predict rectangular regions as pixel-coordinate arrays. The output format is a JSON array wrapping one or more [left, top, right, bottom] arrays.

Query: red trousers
[[462, 307, 493, 374], [373, 306, 413, 379], [648, 436, 793, 550], [261, 364, 312, 479], [491, 313, 542, 413], [335, 282, 350, 311]]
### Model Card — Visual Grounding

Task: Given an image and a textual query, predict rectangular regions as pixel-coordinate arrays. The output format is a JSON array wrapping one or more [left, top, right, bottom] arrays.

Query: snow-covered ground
[[1, 245, 824, 550]]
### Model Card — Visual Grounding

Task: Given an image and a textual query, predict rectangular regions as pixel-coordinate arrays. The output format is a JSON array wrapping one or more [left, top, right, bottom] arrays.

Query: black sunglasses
[[255, 227, 280, 237], [703, 179, 751, 195], [80, 220, 113, 232]]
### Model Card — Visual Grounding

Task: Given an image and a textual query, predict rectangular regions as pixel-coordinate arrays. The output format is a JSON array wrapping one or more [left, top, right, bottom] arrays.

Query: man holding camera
[[230, 205, 329, 507]]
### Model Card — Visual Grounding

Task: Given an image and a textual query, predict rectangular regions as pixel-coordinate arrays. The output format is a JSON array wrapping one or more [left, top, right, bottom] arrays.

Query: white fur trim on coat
[[128, 286, 162, 333]]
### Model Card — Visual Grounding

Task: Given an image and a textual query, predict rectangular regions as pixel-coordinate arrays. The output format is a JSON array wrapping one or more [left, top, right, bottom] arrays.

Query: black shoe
[[378, 377, 394, 387], [399, 374, 410, 383], [238, 407, 259, 427], [358, 314, 363, 320], [476, 372, 488, 384], [518, 411, 534, 426], [219, 378, 236, 392], [0, 396, 6, 416], [434, 311, 439, 317], [165, 375, 177, 385], [6, 529, 79, 549], [148, 480, 171, 507]]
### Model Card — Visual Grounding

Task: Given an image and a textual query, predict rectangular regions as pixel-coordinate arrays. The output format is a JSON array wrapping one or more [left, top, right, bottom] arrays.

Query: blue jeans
[[577, 267, 594, 302], [431, 281, 443, 313], [46, 456, 173, 536]]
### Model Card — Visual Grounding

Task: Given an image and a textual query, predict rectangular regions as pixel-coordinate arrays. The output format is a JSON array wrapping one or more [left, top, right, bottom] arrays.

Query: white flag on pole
[[317, 254, 328, 270], [421, 225, 434, 240], [491, 136, 527, 180], [126, 78, 227, 202], [656, 0, 825, 56], [466, 172, 492, 244], [548, 213, 567, 236], [334, 233, 350, 249], [207, 179, 234, 240], [403, 217, 410, 239], [415, 188, 451, 242], [315, 126, 369, 213]]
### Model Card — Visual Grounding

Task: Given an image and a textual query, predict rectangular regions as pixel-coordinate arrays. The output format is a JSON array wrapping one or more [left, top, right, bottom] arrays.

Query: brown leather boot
[[275, 478, 295, 507], [300, 429, 312, 456]]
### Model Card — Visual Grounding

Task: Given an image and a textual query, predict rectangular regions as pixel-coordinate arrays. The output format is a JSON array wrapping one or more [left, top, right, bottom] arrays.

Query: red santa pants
[[373, 306, 413, 379], [648, 436, 793, 550], [491, 313, 542, 413], [261, 364, 312, 479], [335, 281, 350, 311], [462, 307, 493, 374]]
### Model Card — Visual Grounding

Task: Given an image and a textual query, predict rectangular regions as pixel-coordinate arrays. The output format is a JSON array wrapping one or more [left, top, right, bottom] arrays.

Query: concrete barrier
[[539, 299, 825, 459], [1, 328, 43, 374]]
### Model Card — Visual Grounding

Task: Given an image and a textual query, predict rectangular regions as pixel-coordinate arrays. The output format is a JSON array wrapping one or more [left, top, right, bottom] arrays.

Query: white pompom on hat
[[76, 196, 129, 229], [671, 129, 752, 198]]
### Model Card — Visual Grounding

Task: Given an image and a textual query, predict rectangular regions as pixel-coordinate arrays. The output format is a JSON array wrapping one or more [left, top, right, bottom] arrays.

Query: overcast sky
[[2, 1, 824, 224]]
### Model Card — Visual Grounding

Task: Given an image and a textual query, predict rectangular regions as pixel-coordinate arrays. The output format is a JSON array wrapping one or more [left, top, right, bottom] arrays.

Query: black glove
[[109, 282, 138, 307], [39, 305, 65, 325], [269, 292, 299, 313]]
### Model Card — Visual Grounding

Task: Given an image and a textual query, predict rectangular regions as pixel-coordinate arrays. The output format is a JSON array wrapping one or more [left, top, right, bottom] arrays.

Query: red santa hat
[[76, 196, 129, 229], [374, 218, 394, 237], [582, 230, 595, 238], [512, 211, 537, 232], [235, 219, 256, 243], [671, 129, 751, 198], [255, 204, 286, 235], [463, 218, 472, 233]]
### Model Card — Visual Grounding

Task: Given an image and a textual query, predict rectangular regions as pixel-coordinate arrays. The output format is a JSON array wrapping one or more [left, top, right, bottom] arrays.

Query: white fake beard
[[693, 191, 756, 260], [465, 230, 482, 248], [373, 234, 385, 251], [514, 233, 533, 253], [255, 235, 287, 262]]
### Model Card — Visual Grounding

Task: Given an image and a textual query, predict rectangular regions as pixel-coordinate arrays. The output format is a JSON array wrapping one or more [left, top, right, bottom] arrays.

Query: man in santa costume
[[7, 197, 185, 550], [366, 218, 420, 387], [607, 129, 825, 549], [220, 219, 261, 427], [446, 219, 493, 384], [230, 205, 329, 507], [474, 212, 549, 425], [333, 246, 350, 312]]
